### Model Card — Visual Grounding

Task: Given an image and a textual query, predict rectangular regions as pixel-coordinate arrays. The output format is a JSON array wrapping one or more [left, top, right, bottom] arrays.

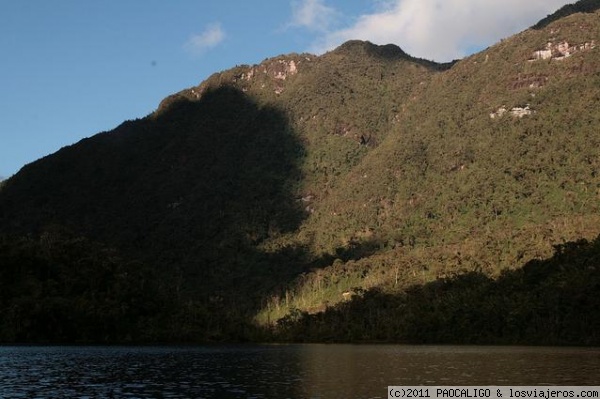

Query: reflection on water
[[0, 345, 598, 398], [298, 345, 600, 396]]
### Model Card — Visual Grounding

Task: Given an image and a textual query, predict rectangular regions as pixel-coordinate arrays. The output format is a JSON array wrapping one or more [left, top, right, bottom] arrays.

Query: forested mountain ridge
[[0, 0, 599, 343]]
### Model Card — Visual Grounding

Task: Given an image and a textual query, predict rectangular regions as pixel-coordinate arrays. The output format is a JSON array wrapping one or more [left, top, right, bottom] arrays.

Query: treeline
[[1, 2, 600, 344], [1, 231, 598, 345], [0, 231, 163, 342], [532, 0, 600, 29], [270, 235, 600, 345], [0, 230, 268, 343]]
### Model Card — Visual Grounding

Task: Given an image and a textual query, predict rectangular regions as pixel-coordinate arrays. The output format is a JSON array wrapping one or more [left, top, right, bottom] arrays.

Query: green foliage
[[0, 231, 164, 342], [1, 1, 600, 344], [532, 0, 600, 29], [271, 236, 600, 345]]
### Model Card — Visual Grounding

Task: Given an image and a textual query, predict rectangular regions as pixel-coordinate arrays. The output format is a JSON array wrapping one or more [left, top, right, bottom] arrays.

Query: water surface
[[0, 345, 598, 398]]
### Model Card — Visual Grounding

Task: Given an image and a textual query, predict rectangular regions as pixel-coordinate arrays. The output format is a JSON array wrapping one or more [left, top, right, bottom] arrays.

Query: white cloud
[[288, 0, 339, 32], [184, 23, 226, 56], [309, 0, 572, 61]]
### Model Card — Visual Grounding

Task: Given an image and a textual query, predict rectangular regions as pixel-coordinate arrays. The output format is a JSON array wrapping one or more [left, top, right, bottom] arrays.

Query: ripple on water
[[0, 345, 599, 397]]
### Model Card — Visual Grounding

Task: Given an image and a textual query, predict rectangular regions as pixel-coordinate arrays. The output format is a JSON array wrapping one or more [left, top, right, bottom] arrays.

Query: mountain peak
[[2, 0, 600, 344], [331, 40, 409, 60], [328, 40, 453, 70]]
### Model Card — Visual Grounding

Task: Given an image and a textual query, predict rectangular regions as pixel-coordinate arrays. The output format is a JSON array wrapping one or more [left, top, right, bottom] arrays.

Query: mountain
[[1, 0, 599, 344]]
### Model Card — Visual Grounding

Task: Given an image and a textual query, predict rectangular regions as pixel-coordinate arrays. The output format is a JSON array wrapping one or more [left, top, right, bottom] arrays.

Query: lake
[[0, 345, 598, 398]]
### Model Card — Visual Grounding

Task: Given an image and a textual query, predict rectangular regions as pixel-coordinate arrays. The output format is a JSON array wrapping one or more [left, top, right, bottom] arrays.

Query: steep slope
[[303, 4, 600, 255], [0, 40, 444, 342], [0, 87, 309, 341], [254, 3, 600, 335], [160, 40, 446, 199], [1, 0, 599, 344]]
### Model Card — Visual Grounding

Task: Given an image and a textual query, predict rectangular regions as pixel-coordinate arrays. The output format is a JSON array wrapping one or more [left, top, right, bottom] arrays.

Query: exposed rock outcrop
[[490, 105, 534, 119], [529, 40, 596, 61], [156, 55, 311, 112]]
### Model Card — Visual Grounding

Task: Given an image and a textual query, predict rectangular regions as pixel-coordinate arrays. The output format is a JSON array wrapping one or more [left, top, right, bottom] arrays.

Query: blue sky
[[0, 0, 572, 178]]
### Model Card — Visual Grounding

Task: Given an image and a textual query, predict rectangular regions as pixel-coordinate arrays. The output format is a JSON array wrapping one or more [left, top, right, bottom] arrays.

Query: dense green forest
[[272, 237, 600, 345], [0, 0, 599, 344]]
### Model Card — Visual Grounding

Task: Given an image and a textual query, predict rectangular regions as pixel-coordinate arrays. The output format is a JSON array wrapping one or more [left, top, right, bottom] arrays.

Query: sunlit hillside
[[0, 0, 599, 344]]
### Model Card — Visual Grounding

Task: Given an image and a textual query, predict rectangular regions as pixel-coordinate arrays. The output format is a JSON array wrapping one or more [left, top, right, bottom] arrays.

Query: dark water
[[0, 345, 598, 398]]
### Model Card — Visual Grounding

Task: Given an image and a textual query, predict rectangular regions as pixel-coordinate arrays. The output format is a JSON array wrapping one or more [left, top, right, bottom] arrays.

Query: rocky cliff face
[[529, 39, 596, 61]]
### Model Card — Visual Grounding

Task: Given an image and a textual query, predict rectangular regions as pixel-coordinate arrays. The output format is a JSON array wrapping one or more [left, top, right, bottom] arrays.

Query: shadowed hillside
[[0, 86, 315, 342], [272, 235, 600, 345], [1, 0, 599, 344], [1, 87, 304, 248]]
